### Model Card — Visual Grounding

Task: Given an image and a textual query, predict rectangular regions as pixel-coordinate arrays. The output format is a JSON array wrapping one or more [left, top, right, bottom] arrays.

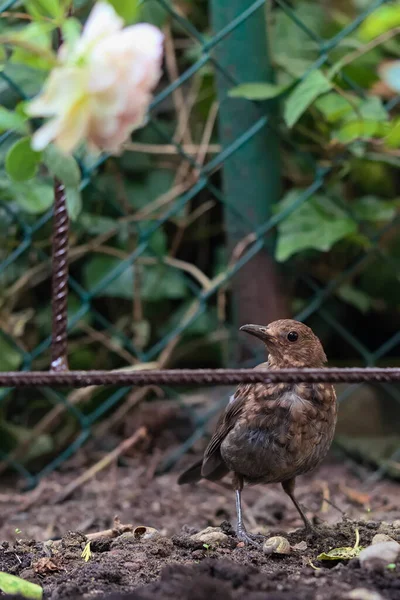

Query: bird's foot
[[236, 527, 264, 548]]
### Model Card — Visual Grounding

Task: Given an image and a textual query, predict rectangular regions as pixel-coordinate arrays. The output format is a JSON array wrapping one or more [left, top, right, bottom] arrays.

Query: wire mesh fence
[[1, 0, 400, 488]]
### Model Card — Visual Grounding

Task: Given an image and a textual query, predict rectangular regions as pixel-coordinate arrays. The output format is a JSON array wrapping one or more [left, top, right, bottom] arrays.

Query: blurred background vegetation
[[0, 0, 400, 483]]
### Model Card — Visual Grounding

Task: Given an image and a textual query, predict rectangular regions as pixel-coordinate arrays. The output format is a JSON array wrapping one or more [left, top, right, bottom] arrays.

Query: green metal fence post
[[210, 0, 288, 362]]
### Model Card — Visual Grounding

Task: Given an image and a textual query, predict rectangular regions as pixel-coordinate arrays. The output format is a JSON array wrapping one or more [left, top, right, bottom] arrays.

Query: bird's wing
[[201, 388, 247, 478]]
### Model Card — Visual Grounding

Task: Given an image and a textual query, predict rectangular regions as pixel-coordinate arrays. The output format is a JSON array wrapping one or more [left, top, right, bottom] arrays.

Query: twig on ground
[[52, 427, 147, 504]]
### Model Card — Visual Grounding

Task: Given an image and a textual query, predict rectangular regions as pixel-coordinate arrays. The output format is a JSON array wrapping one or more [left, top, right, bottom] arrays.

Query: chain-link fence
[[1, 0, 400, 488]]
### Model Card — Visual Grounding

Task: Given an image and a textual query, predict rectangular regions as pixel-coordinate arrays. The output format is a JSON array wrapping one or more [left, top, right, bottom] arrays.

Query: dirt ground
[[0, 404, 399, 600]]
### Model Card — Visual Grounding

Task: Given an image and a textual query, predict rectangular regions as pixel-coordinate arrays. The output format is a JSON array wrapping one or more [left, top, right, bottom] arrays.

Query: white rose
[[27, 2, 164, 155]]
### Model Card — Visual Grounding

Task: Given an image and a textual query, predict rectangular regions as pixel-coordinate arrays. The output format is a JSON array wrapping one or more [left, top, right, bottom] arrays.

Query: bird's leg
[[233, 473, 263, 547], [282, 478, 315, 533]]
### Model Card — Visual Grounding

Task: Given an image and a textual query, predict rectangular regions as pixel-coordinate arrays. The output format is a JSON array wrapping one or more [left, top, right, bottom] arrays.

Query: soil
[[0, 403, 399, 600]]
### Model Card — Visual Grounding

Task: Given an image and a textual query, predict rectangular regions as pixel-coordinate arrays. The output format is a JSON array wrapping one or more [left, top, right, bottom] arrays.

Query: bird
[[178, 319, 337, 546]]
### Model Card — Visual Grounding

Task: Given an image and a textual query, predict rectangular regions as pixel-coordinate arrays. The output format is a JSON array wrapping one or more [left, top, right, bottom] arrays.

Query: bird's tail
[[177, 459, 203, 484], [178, 458, 230, 484]]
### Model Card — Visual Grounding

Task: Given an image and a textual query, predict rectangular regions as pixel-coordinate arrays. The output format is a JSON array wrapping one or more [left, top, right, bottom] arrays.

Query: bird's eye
[[287, 331, 298, 342]]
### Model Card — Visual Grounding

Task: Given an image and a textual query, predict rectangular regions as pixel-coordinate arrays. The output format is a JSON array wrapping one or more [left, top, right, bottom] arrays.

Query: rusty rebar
[[1, 368, 400, 388], [50, 179, 69, 372]]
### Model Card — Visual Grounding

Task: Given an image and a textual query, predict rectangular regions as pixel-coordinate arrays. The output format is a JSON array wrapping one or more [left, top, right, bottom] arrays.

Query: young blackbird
[[178, 319, 337, 546]]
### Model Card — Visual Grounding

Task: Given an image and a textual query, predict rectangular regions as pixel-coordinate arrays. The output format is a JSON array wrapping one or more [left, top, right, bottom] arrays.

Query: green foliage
[[83, 255, 188, 301], [24, 0, 64, 20], [358, 3, 400, 40], [228, 82, 287, 100], [0, 333, 23, 372], [0, 107, 28, 135], [43, 145, 81, 188], [5, 137, 42, 182], [284, 70, 332, 128], [0, 573, 42, 599], [275, 191, 357, 262], [106, 0, 139, 24], [10, 22, 56, 70], [7, 181, 54, 213]]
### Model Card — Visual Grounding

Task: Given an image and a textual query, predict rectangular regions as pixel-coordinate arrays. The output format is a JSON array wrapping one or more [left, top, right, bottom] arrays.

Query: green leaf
[[160, 303, 219, 337], [336, 284, 371, 313], [137, 223, 167, 256], [334, 121, 389, 144], [24, 0, 62, 19], [78, 213, 116, 235], [317, 528, 362, 561], [61, 17, 82, 49], [0, 332, 23, 372], [5, 137, 42, 182], [284, 70, 332, 128], [11, 22, 55, 70], [141, 265, 188, 301], [317, 546, 363, 561], [83, 256, 188, 301], [345, 97, 388, 123], [0, 107, 28, 134], [106, 0, 139, 23], [0, 572, 42, 599], [66, 187, 82, 221], [385, 118, 400, 148], [84, 255, 134, 299], [0, 421, 53, 462], [139, 0, 168, 27], [275, 191, 357, 262], [315, 93, 361, 123], [43, 145, 81, 187], [334, 97, 390, 143], [228, 82, 287, 100], [358, 4, 400, 41], [11, 181, 54, 214], [352, 196, 396, 222]]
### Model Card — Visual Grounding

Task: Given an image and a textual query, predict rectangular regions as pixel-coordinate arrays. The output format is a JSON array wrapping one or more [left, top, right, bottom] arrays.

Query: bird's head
[[240, 319, 327, 368]]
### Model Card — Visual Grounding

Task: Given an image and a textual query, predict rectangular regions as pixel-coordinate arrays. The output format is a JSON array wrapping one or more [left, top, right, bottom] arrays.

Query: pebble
[[190, 527, 229, 546], [371, 533, 396, 545], [345, 589, 385, 600], [358, 541, 400, 572], [133, 526, 161, 541]]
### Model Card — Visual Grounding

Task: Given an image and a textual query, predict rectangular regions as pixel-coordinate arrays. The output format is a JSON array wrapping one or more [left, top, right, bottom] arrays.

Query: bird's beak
[[240, 324, 272, 343]]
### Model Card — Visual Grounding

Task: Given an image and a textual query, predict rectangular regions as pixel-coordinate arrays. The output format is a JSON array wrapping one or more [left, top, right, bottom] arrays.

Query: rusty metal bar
[[1, 368, 400, 388], [50, 179, 70, 372]]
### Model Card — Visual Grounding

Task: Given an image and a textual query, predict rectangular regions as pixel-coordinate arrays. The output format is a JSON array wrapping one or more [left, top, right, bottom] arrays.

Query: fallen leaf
[[317, 528, 363, 561], [33, 557, 61, 575], [340, 484, 371, 507]]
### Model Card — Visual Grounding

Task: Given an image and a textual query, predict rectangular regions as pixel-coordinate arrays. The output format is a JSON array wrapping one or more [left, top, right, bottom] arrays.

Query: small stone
[[371, 533, 395, 545], [190, 527, 229, 546], [191, 549, 204, 559], [359, 541, 400, 572], [392, 520, 400, 529], [345, 588, 385, 600], [293, 541, 308, 552], [133, 526, 161, 541]]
